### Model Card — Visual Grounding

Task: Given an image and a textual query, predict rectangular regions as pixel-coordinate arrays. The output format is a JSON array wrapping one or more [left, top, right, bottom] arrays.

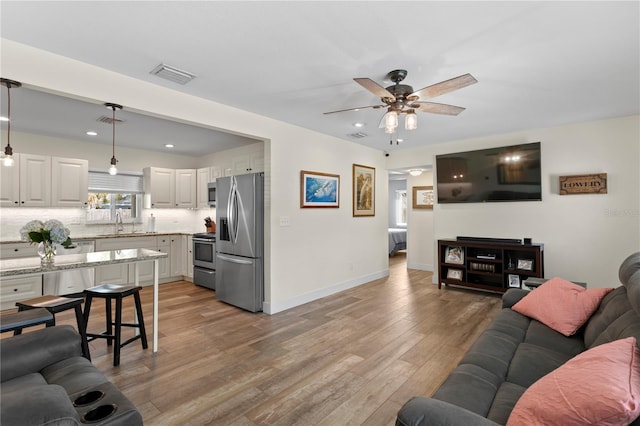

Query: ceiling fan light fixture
[[384, 110, 398, 133], [1, 78, 21, 167], [405, 110, 417, 130]]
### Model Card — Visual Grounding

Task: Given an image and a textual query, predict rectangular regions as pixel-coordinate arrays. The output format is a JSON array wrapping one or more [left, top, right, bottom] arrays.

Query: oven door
[[193, 238, 215, 269]]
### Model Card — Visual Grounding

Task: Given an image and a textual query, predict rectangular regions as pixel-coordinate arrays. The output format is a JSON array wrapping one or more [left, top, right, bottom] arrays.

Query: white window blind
[[88, 171, 144, 193]]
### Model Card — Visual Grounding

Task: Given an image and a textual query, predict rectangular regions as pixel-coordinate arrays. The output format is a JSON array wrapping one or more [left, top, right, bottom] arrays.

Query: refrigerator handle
[[229, 176, 240, 244], [217, 254, 253, 265]]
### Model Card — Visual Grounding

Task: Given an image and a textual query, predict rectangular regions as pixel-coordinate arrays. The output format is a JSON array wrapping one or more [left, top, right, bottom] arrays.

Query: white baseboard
[[263, 269, 389, 315], [406, 262, 433, 271]]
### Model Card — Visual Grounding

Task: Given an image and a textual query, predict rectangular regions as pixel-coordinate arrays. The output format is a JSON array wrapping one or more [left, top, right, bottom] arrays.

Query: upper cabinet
[[51, 157, 89, 207], [144, 167, 196, 208], [0, 153, 87, 207], [231, 152, 264, 175]]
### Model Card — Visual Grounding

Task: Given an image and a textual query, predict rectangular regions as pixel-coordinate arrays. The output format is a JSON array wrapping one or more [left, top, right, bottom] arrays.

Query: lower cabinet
[[0, 274, 43, 310], [95, 235, 180, 286], [0, 242, 42, 310]]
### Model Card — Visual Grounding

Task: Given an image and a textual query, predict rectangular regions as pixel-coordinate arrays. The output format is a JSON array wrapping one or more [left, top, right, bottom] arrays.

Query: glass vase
[[37, 241, 56, 264]]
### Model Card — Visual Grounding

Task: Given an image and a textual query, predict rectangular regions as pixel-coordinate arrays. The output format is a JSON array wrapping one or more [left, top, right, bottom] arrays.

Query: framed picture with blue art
[[300, 170, 340, 208]]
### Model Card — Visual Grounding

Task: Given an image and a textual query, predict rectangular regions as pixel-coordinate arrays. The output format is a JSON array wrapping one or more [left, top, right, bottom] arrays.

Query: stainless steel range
[[193, 232, 215, 290]]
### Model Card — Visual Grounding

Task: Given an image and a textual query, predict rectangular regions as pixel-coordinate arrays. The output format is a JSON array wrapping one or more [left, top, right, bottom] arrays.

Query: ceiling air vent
[[348, 132, 368, 139], [97, 116, 124, 124], [150, 63, 196, 85]]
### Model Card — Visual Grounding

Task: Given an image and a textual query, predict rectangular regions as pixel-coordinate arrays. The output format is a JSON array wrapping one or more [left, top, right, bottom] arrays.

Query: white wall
[[388, 115, 640, 288], [1, 39, 389, 313], [406, 171, 435, 271]]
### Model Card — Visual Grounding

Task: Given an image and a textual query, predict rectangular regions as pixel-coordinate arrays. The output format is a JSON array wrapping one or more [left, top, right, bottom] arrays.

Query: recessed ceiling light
[[164, 144, 174, 148], [353, 122, 365, 128], [397, 138, 404, 143], [86, 131, 98, 136]]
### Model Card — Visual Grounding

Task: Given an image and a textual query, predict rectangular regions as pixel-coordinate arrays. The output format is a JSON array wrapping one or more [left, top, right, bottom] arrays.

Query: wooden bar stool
[[15, 295, 90, 360], [83, 284, 148, 366]]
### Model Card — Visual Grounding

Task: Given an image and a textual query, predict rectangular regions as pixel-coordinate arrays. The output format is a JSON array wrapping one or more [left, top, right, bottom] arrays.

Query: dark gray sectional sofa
[[396, 251, 640, 426], [0, 325, 142, 425]]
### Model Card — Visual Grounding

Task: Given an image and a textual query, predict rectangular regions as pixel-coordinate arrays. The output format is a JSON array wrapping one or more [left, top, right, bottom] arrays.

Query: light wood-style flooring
[[18, 253, 502, 425]]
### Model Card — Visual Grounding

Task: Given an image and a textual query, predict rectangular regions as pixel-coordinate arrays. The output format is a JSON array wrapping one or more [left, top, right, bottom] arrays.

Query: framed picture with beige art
[[352, 164, 375, 217], [412, 186, 434, 209]]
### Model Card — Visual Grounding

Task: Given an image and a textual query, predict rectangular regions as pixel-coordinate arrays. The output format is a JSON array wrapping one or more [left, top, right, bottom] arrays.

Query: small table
[[0, 308, 53, 333]]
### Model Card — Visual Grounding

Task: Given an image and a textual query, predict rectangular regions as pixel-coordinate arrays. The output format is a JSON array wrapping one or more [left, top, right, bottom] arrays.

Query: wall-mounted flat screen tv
[[436, 142, 542, 203]]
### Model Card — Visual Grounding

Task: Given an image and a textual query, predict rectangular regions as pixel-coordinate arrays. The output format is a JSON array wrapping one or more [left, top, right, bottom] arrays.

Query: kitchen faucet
[[115, 209, 124, 233]]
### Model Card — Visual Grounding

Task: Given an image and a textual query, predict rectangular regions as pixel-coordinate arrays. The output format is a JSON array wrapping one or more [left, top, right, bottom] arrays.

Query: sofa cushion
[[0, 372, 47, 394], [432, 363, 503, 417], [487, 382, 526, 425], [0, 384, 81, 425], [506, 342, 575, 388], [0, 325, 81, 383], [41, 356, 109, 395], [523, 319, 585, 356], [507, 337, 640, 426], [512, 277, 612, 336]]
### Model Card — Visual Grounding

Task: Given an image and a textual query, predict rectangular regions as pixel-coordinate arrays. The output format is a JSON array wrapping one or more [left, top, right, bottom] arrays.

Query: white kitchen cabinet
[[197, 167, 211, 209], [144, 167, 175, 208], [51, 156, 89, 207], [186, 235, 193, 280], [1, 154, 89, 208], [169, 235, 187, 278], [175, 169, 196, 208], [231, 152, 263, 175], [0, 274, 43, 310], [95, 235, 179, 286], [156, 236, 171, 279], [0, 242, 42, 310], [144, 167, 196, 208], [0, 153, 51, 207]]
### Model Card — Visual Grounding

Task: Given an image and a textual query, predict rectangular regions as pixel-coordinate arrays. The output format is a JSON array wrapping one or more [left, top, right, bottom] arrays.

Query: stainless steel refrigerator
[[215, 172, 264, 312]]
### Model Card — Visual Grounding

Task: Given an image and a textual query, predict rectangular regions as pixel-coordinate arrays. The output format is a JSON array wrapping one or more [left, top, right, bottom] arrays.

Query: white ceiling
[[1, 1, 638, 157]]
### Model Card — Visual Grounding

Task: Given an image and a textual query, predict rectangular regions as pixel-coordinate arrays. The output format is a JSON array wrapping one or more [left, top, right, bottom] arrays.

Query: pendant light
[[105, 102, 122, 175], [1, 78, 22, 167]]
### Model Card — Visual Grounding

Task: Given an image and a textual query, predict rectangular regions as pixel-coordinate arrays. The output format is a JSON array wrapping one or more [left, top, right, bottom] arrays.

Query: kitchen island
[[0, 248, 168, 352]]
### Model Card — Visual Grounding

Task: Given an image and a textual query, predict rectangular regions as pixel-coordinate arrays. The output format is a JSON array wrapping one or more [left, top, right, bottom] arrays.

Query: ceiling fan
[[324, 69, 477, 134]]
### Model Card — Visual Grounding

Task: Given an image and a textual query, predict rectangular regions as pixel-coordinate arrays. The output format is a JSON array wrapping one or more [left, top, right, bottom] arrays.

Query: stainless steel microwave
[[207, 182, 216, 207]]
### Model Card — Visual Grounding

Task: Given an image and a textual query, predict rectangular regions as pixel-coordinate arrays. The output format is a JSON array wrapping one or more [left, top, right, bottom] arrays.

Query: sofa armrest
[[1, 325, 82, 383], [502, 288, 530, 309], [396, 397, 502, 426]]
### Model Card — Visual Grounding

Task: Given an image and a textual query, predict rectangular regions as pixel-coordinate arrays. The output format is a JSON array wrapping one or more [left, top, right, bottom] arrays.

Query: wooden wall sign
[[559, 173, 607, 195]]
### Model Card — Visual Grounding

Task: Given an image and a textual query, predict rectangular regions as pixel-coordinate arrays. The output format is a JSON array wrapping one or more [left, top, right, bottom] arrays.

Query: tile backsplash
[[0, 207, 215, 241]]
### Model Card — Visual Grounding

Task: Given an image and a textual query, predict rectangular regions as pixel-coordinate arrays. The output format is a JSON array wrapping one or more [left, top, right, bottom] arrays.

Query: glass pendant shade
[[384, 110, 398, 129], [405, 110, 418, 130]]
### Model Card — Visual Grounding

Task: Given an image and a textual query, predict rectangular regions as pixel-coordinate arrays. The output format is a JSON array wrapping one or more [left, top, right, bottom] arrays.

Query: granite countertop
[[0, 232, 193, 245], [0, 248, 168, 277]]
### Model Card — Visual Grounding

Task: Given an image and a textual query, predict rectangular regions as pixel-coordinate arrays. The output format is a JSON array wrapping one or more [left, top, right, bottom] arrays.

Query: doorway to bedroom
[[388, 166, 435, 272]]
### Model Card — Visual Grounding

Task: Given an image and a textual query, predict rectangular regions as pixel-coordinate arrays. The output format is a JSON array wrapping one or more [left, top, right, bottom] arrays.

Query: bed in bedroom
[[388, 228, 407, 256]]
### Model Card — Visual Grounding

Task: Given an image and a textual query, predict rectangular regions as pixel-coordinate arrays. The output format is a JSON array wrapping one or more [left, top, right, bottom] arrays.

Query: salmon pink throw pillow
[[507, 337, 640, 426], [512, 277, 613, 336]]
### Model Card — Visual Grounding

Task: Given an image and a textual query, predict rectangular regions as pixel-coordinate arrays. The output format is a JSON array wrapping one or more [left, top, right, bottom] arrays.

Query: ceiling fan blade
[[354, 78, 396, 101], [414, 102, 466, 116], [410, 73, 477, 100], [323, 104, 386, 115]]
